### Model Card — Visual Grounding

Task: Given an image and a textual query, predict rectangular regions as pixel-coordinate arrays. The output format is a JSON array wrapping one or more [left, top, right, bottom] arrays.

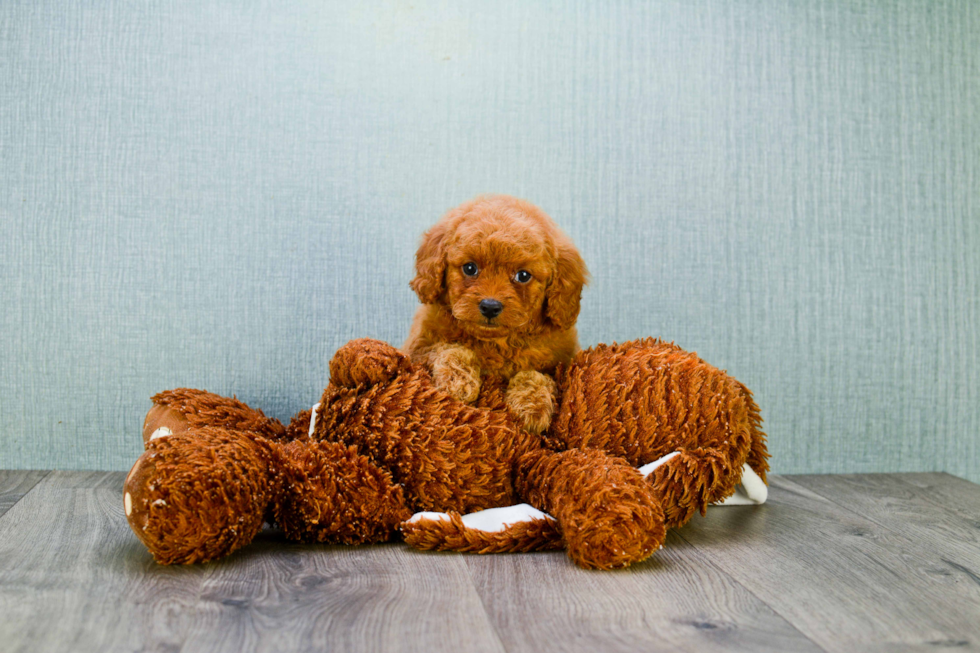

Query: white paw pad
[[407, 503, 556, 533], [307, 403, 321, 437], [150, 426, 173, 440], [638, 451, 680, 477], [713, 464, 768, 505]]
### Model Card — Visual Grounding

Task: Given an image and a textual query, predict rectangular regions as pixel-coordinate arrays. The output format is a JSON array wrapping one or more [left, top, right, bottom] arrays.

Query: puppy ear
[[545, 238, 589, 330], [410, 221, 450, 305]]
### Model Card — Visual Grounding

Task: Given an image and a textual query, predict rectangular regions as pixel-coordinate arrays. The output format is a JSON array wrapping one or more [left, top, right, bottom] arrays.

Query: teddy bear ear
[[545, 237, 589, 330], [410, 220, 451, 305]]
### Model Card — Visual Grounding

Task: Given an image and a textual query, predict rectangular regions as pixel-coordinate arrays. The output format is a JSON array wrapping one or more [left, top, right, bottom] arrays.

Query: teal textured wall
[[1, 1, 977, 480]]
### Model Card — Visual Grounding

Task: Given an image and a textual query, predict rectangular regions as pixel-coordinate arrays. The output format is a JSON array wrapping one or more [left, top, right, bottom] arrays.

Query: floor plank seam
[[463, 562, 512, 653], [0, 470, 53, 520]]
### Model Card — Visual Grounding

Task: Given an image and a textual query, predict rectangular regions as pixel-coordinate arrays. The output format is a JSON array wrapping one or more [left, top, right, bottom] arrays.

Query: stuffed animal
[[125, 337, 768, 570]]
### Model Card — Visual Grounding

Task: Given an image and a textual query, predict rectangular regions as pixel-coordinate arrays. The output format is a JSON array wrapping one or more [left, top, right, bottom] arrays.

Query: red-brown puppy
[[404, 195, 588, 434]]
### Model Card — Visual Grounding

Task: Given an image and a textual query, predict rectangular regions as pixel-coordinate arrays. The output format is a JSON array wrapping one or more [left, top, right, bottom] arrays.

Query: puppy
[[404, 195, 588, 434]]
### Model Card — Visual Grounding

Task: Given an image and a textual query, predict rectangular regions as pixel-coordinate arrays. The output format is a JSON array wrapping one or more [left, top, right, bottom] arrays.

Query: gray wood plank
[[5, 470, 980, 652], [466, 532, 824, 653], [894, 472, 980, 524], [675, 475, 980, 652], [0, 470, 49, 517], [790, 473, 980, 578], [0, 471, 506, 653]]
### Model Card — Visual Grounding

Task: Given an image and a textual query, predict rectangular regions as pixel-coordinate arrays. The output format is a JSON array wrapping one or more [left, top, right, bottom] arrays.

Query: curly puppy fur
[[404, 195, 588, 433]]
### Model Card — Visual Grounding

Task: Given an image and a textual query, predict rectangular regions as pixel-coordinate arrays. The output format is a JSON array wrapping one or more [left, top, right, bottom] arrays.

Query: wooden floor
[[0, 471, 978, 652]]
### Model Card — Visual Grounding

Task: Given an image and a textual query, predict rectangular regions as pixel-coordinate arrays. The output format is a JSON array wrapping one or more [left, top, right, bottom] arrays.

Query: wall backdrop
[[1, 0, 977, 481]]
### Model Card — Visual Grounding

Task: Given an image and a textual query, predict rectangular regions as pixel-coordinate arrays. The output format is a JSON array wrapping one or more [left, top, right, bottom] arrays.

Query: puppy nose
[[479, 299, 504, 319]]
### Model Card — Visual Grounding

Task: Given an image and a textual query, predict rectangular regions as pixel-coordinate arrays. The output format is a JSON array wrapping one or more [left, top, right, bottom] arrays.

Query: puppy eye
[[462, 262, 479, 277], [514, 270, 532, 284]]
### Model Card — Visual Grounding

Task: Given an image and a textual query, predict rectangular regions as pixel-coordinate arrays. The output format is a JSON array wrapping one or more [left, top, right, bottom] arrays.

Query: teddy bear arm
[[276, 440, 412, 545], [400, 505, 562, 554], [515, 448, 666, 570], [329, 338, 414, 389], [644, 446, 740, 528]]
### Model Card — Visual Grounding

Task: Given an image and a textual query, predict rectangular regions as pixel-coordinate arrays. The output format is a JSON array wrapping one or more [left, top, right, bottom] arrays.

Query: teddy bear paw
[[329, 338, 412, 389], [124, 427, 276, 564], [643, 447, 750, 528], [638, 451, 680, 477], [401, 504, 562, 554], [711, 464, 768, 505], [141, 404, 190, 446]]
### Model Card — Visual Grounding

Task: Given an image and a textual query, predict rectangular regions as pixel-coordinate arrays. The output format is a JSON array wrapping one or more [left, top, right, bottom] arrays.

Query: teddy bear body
[[125, 337, 768, 570], [315, 340, 536, 515]]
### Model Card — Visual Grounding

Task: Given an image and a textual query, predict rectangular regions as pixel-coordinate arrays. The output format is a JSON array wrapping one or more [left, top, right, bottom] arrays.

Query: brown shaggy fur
[[143, 388, 287, 444], [549, 339, 770, 528], [405, 195, 588, 434], [275, 439, 412, 545], [400, 512, 563, 555], [126, 426, 280, 565], [516, 448, 666, 569], [125, 337, 767, 569], [314, 341, 540, 515]]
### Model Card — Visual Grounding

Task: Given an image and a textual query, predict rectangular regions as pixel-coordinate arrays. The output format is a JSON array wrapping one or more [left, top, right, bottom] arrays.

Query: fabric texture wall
[[1, 1, 977, 481]]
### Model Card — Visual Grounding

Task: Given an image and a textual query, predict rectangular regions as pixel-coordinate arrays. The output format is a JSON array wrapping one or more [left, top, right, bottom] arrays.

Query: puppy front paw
[[506, 371, 557, 434], [430, 344, 481, 403]]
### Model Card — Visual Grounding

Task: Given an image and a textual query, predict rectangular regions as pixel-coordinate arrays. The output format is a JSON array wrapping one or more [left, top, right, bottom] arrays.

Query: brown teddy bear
[[125, 336, 768, 570]]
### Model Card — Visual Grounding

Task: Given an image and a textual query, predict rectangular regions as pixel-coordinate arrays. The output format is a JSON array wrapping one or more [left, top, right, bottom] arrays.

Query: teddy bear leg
[[328, 338, 414, 389], [124, 426, 279, 564], [550, 339, 770, 529], [275, 439, 413, 545], [517, 449, 666, 570], [400, 504, 563, 554], [642, 446, 736, 529]]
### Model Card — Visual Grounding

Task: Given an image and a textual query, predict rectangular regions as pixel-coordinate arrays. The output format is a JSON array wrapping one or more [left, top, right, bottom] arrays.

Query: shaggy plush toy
[[125, 337, 768, 570]]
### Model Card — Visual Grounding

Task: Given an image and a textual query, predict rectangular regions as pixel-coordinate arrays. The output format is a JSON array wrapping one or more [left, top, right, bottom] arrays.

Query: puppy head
[[411, 195, 588, 338]]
